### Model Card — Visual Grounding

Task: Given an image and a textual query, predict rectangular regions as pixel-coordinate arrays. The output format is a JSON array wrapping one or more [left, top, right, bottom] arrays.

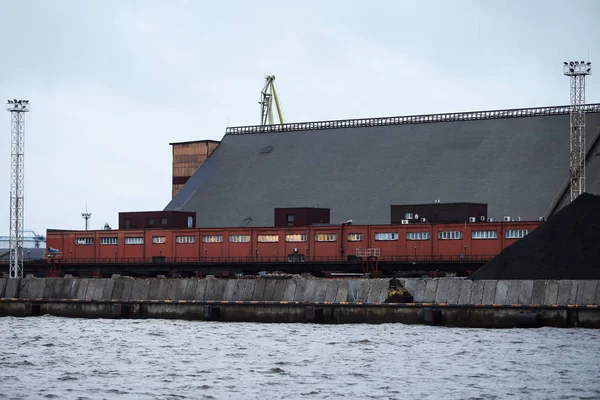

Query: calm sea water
[[0, 317, 599, 400]]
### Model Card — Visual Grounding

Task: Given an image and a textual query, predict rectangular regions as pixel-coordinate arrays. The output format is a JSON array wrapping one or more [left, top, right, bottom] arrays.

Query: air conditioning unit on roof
[[479, 216, 485, 222], [539, 216, 546, 222], [468, 217, 476, 223], [503, 216, 512, 222], [420, 218, 427, 223], [401, 219, 409, 225], [487, 217, 494, 222]]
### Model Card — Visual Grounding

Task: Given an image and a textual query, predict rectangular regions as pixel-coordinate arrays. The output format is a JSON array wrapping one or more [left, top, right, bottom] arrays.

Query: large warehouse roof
[[165, 104, 600, 228]]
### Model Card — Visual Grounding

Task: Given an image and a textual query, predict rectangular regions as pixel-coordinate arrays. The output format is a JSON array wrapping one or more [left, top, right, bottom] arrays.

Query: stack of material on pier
[[470, 193, 600, 280]]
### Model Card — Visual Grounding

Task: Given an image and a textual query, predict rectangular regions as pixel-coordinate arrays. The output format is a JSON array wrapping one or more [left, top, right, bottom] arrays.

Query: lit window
[[505, 229, 529, 239], [472, 231, 498, 239], [257, 234, 279, 243], [100, 237, 118, 245], [76, 237, 94, 245], [125, 237, 144, 245], [315, 233, 337, 242], [347, 233, 363, 242], [176, 236, 196, 244], [229, 235, 250, 243], [375, 232, 398, 241], [202, 235, 223, 243], [438, 231, 463, 240], [285, 234, 307, 242], [406, 232, 430, 241], [152, 236, 166, 244]]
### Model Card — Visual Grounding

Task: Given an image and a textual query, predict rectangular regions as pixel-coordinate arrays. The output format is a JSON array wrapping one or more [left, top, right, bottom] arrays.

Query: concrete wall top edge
[[4, 277, 599, 307]]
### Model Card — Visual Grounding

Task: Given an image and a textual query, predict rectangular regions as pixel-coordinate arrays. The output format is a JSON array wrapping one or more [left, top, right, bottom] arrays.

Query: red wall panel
[[98, 244, 118, 259], [282, 229, 309, 259], [123, 233, 144, 258], [434, 224, 465, 257], [254, 229, 284, 258], [341, 227, 369, 259], [371, 227, 401, 257], [311, 228, 342, 258], [198, 229, 225, 258]]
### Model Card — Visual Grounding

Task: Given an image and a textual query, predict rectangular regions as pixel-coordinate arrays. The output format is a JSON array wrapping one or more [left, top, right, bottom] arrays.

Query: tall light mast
[[82, 207, 92, 231], [6, 99, 30, 279], [564, 61, 592, 202], [259, 75, 284, 125]]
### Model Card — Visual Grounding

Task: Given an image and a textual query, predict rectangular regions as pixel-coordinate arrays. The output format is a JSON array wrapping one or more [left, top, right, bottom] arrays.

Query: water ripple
[[0, 317, 598, 399]]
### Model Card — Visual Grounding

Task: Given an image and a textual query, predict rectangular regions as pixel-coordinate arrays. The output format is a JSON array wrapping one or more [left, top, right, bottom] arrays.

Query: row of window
[[472, 230, 498, 239], [78, 230, 530, 245], [407, 232, 431, 241], [505, 229, 529, 239], [84, 233, 348, 245]]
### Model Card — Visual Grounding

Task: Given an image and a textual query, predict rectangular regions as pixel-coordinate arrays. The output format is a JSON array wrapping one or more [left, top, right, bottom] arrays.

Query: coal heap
[[470, 192, 600, 280]]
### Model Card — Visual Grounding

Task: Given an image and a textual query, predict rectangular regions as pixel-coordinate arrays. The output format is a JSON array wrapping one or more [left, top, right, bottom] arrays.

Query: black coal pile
[[470, 192, 600, 280]]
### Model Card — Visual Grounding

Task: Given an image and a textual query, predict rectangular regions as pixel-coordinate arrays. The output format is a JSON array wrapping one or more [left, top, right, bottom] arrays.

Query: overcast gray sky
[[1, 0, 599, 235]]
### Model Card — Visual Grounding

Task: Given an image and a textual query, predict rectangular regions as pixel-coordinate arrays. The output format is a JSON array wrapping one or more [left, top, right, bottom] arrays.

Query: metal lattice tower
[[6, 99, 30, 279], [564, 61, 592, 202]]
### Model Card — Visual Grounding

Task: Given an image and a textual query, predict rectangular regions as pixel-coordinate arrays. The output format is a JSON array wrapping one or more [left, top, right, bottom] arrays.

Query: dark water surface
[[0, 317, 599, 399]]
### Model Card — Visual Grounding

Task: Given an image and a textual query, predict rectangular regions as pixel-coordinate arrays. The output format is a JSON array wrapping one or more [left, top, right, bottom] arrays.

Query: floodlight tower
[[6, 99, 30, 279], [81, 211, 92, 231], [564, 61, 592, 202]]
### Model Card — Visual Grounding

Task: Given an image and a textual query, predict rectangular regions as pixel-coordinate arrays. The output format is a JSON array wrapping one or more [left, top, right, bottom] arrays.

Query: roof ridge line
[[225, 103, 600, 135]]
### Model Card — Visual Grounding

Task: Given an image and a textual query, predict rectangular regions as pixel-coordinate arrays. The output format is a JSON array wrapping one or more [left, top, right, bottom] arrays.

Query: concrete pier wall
[[0, 277, 395, 304], [2, 277, 599, 306], [1, 277, 599, 327], [400, 278, 600, 307]]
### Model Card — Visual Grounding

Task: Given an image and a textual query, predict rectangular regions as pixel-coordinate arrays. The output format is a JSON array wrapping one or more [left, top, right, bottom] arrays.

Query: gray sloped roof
[[0, 248, 46, 261], [165, 104, 600, 228]]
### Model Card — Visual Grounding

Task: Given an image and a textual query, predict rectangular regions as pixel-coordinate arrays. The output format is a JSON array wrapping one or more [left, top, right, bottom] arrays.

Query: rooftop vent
[[260, 145, 273, 154], [240, 217, 252, 227]]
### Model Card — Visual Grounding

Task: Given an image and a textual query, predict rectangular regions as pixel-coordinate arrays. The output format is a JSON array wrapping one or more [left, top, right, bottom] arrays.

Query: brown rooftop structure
[[170, 139, 220, 198]]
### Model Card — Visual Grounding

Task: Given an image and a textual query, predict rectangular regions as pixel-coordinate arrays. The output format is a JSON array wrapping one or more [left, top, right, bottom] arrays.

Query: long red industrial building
[[47, 220, 540, 263], [44, 204, 541, 278]]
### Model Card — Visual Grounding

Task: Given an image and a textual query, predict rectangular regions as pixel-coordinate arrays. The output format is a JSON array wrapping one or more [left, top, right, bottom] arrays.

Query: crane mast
[[259, 75, 284, 125]]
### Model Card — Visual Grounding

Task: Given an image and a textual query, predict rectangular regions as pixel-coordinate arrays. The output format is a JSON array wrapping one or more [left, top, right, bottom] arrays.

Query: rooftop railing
[[225, 103, 600, 135]]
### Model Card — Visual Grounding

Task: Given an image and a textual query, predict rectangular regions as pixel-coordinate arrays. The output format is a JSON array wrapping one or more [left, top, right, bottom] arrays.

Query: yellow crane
[[259, 75, 284, 125]]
